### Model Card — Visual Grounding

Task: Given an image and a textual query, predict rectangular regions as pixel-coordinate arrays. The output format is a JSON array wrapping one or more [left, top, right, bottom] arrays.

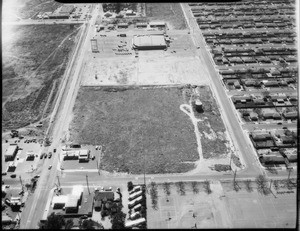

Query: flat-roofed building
[[132, 35, 167, 50], [5, 145, 18, 161], [52, 195, 68, 209], [149, 21, 166, 28], [65, 195, 79, 213]]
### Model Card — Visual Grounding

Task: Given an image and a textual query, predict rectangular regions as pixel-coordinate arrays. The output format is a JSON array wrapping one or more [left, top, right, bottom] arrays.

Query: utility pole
[[86, 174, 90, 194], [57, 175, 60, 187], [269, 179, 272, 190], [288, 168, 292, 182], [19, 176, 23, 190]]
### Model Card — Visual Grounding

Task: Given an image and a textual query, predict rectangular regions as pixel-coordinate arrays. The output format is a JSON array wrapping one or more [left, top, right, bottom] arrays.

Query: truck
[[129, 185, 141, 195], [125, 217, 146, 228]]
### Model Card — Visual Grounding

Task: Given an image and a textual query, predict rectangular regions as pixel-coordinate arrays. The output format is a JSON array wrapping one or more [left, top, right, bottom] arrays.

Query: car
[[277, 122, 282, 125], [19, 190, 24, 195], [48, 165, 52, 170], [10, 174, 17, 178], [5, 198, 11, 206], [91, 156, 95, 160], [48, 152, 52, 158], [44, 154, 47, 159], [53, 149, 56, 153], [2, 172, 7, 176], [283, 127, 287, 129], [34, 175, 40, 179], [40, 153, 45, 159], [5, 185, 10, 188], [60, 167, 64, 170]]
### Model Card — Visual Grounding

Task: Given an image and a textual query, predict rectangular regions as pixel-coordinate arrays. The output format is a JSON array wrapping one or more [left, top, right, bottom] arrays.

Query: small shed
[[149, 21, 166, 28], [117, 23, 129, 28]]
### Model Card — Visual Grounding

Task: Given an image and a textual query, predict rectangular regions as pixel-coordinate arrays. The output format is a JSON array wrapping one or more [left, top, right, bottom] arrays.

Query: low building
[[117, 23, 129, 28], [136, 22, 148, 28], [251, 133, 272, 141], [249, 112, 258, 121], [149, 21, 166, 28], [94, 190, 115, 211], [283, 111, 297, 119], [59, 5, 75, 14], [5, 145, 18, 161], [79, 150, 90, 162], [52, 195, 68, 209], [132, 35, 167, 50], [65, 195, 79, 213]]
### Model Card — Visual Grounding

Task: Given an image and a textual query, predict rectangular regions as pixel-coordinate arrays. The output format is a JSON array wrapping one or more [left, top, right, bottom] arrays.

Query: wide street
[[18, 3, 297, 228]]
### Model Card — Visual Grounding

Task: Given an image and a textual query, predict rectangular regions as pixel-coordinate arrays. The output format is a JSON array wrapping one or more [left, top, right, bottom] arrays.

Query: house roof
[[65, 195, 78, 208]]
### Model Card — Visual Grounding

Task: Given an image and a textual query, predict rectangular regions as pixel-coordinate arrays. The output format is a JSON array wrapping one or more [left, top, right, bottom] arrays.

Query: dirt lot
[[146, 180, 296, 228], [195, 86, 231, 159], [2, 24, 81, 130], [69, 86, 199, 174], [145, 3, 187, 30]]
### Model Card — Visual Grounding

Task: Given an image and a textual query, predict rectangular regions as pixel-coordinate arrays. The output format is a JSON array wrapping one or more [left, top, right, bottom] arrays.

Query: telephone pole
[[19, 176, 23, 190], [57, 175, 60, 187], [86, 174, 90, 194]]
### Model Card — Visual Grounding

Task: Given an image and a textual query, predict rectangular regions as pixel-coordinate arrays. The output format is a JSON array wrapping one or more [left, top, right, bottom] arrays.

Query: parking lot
[[146, 180, 296, 228], [2, 138, 45, 182]]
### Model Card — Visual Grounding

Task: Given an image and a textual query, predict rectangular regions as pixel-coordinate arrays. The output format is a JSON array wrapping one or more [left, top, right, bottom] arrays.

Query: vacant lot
[[194, 86, 231, 159], [2, 24, 81, 130], [146, 3, 187, 29], [146, 180, 296, 228], [69, 87, 198, 174], [2, 0, 61, 21]]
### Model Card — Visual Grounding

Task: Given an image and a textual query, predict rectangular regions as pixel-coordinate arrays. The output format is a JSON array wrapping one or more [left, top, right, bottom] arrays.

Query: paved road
[[19, 4, 100, 229]]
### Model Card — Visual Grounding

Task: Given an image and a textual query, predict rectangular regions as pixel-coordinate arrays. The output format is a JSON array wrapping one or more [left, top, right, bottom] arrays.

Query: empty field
[[145, 3, 187, 30], [3, 0, 62, 21], [2, 24, 81, 129], [195, 86, 231, 159], [69, 86, 199, 174]]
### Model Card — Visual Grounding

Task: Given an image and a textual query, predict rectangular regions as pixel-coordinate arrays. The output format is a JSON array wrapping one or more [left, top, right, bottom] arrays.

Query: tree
[[65, 219, 74, 229], [176, 181, 186, 196], [25, 183, 32, 191], [149, 182, 158, 210], [244, 179, 252, 192], [127, 181, 133, 191], [162, 182, 171, 196], [111, 210, 126, 229], [191, 182, 199, 194], [115, 3, 122, 13], [255, 174, 270, 195], [203, 180, 212, 194], [39, 212, 65, 229]]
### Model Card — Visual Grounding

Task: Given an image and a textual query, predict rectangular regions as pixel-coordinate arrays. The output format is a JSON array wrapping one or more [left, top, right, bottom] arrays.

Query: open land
[[145, 3, 187, 30], [2, 0, 62, 21], [69, 87, 198, 174], [2, 24, 81, 130], [147, 180, 296, 228]]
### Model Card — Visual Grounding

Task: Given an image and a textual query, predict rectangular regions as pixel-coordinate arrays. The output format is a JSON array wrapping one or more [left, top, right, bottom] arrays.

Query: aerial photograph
[[1, 0, 298, 229]]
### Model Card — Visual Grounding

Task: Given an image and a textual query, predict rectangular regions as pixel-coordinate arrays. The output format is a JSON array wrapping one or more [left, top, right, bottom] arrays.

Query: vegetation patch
[[192, 86, 230, 159], [145, 3, 187, 29], [2, 24, 81, 130], [70, 87, 198, 174]]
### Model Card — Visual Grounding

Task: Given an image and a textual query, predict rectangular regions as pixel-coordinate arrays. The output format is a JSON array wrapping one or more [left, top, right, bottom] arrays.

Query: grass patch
[[193, 86, 230, 159], [70, 86, 198, 174], [2, 24, 81, 129], [145, 3, 187, 29]]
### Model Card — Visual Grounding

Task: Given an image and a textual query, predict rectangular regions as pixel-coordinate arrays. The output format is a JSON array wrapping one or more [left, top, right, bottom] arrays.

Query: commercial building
[[149, 21, 166, 28], [5, 145, 18, 161], [59, 5, 75, 14], [78, 150, 90, 162], [132, 35, 167, 50]]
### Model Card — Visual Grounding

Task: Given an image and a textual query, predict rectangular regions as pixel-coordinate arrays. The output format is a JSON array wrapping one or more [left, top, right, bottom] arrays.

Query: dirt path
[[180, 103, 204, 166]]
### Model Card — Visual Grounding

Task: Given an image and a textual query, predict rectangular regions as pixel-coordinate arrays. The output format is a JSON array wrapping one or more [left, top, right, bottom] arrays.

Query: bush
[[127, 181, 133, 191]]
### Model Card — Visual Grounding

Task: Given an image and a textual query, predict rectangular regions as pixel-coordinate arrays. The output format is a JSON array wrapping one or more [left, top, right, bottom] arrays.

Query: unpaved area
[[69, 87, 199, 174]]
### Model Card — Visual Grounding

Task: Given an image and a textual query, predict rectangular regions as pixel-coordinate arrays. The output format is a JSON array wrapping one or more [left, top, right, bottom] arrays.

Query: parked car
[[48, 152, 52, 159], [2, 172, 7, 175], [53, 149, 56, 153], [10, 174, 16, 178], [48, 165, 52, 170], [34, 175, 40, 179], [44, 153, 47, 159], [91, 156, 95, 160], [5, 198, 11, 206], [40, 153, 45, 159]]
